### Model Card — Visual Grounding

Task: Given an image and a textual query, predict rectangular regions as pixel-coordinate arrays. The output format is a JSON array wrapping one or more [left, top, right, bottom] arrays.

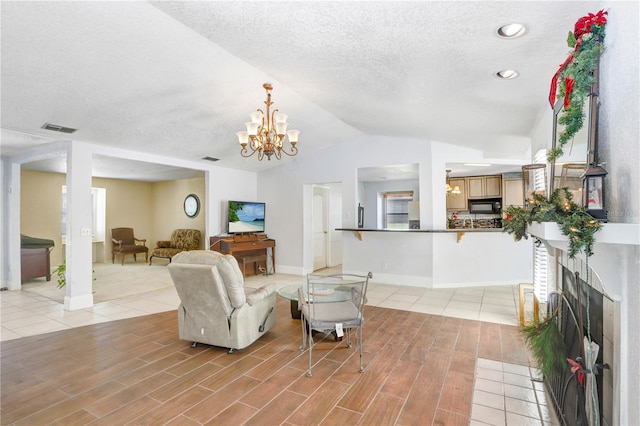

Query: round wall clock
[[184, 194, 200, 218]]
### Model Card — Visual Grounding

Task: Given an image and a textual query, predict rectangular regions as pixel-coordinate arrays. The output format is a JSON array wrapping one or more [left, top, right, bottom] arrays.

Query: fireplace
[[542, 250, 615, 426]]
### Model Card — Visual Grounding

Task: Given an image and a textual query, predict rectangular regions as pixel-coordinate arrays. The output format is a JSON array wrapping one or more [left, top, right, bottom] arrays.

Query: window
[[532, 150, 548, 304], [383, 191, 413, 229], [61, 186, 106, 242]]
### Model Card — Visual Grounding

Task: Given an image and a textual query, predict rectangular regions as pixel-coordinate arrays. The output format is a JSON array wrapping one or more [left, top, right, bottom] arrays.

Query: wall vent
[[41, 122, 77, 133], [202, 156, 219, 162]]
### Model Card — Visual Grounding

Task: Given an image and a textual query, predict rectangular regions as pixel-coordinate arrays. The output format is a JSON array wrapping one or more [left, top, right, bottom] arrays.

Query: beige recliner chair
[[167, 250, 276, 353]]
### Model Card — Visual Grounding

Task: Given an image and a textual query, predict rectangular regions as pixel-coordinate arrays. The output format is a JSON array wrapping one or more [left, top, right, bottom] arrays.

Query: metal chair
[[298, 272, 372, 377]]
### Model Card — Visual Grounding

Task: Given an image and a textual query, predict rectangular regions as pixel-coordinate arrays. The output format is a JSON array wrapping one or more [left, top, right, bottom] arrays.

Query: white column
[[1, 160, 22, 290], [64, 142, 94, 310]]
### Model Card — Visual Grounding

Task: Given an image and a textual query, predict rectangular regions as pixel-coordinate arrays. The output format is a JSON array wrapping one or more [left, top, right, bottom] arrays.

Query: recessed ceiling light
[[495, 70, 519, 80], [497, 23, 526, 39]]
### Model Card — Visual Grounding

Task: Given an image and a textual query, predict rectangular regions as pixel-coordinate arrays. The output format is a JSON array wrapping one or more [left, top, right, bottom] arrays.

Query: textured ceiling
[[1, 1, 601, 180]]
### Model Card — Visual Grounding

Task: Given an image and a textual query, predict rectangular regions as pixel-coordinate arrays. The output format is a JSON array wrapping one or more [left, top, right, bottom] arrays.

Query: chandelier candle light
[[445, 169, 461, 195], [236, 83, 300, 161]]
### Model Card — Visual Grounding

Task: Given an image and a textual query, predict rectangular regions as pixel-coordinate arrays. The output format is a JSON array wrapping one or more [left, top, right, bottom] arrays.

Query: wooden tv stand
[[209, 234, 275, 276]]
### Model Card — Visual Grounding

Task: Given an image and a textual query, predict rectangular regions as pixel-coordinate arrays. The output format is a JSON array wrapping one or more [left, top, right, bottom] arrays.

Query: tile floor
[[1, 265, 557, 424]]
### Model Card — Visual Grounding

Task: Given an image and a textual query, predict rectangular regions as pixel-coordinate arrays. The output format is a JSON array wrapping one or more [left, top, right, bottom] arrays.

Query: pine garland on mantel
[[505, 188, 603, 380], [548, 10, 607, 162], [503, 188, 602, 258]]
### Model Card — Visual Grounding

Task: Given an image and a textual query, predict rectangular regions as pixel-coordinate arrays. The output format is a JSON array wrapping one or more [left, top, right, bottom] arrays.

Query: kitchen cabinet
[[446, 178, 467, 211], [503, 178, 524, 208], [468, 176, 502, 199]]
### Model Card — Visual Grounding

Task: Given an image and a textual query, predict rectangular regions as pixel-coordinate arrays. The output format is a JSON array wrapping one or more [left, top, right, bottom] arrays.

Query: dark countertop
[[336, 228, 504, 233]]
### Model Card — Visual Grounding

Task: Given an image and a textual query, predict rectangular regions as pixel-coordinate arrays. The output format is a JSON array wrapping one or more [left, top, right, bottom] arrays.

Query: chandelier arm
[[240, 145, 259, 158], [268, 108, 279, 134], [256, 108, 266, 132], [250, 135, 262, 151], [279, 144, 298, 157]]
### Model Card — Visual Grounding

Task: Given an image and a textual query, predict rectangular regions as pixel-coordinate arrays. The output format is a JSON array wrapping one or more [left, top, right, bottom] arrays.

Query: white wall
[[207, 166, 257, 239], [327, 182, 343, 267], [598, 2, 640, 423], [599, 2, 640, 225], [258, 135, 434, 275], [257, 134, 532, 283]]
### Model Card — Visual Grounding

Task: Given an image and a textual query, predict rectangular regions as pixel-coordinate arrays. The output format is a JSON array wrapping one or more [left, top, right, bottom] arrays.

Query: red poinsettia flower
[[504, 214, 513, 222], [574, 9, 608, 38]]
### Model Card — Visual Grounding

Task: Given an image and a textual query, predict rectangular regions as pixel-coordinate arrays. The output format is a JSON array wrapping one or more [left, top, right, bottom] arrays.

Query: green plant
[[53, 260, 66, 289], [503, 188, 602, 258], [447, 211, 459, 229], [521, 309, 568, 378], [52, 260, 96, 289]]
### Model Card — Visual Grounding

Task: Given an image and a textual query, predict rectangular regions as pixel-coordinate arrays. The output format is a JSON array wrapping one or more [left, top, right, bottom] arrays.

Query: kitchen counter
[[337, 227, 532, 288], [448, 218, 502, 229], [336, 227, 503, 243]]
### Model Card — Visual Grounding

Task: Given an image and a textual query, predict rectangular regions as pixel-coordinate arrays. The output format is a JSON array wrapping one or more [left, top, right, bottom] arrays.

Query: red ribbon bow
[[548, 10, 608, 108], [567, 357, 585, 385]]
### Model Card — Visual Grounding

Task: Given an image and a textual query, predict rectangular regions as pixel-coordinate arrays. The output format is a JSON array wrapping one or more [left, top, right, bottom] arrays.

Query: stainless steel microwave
[[469, 199, 501, 214]]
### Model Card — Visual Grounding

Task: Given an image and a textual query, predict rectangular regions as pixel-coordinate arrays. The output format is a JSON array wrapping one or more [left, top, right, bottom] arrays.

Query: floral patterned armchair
[[149, 229, 201, 264]]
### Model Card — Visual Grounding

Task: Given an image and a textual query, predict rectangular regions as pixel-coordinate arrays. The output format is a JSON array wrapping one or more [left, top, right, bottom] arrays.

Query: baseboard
[[64, 293, 94, 311]]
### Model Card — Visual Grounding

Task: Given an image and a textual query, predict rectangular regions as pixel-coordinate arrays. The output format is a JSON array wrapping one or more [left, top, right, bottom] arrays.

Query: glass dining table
[[276, 283, 361, 319]]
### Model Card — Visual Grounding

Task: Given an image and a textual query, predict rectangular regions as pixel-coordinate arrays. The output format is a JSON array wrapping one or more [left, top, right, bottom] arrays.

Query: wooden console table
[[210, 235, 276, 276]]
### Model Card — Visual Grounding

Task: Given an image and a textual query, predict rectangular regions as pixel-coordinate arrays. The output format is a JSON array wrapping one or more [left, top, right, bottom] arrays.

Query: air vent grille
[[41, 122, 77, 133], [202, 156, 219, 162]]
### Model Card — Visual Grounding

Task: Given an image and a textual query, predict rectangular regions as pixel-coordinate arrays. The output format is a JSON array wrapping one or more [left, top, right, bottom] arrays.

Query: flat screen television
[[228, 201, 266, 234]]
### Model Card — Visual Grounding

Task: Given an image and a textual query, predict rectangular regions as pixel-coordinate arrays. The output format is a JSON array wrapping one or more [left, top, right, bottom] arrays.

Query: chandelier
[[236, 83, 300, 161], [446, 169, 461, 195]]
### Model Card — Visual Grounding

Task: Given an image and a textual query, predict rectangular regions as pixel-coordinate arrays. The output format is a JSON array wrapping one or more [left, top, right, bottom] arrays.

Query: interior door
[[312, 187, 328, 271]]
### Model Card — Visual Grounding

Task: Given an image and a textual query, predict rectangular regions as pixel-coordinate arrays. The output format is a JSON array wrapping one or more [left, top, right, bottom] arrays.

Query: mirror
[[357, 163, 419, 229], [549, 99, 590, 195]]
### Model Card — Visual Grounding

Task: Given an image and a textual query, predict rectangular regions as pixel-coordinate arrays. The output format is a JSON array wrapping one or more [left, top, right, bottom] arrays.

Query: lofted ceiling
[[1, 1, 601, 181]]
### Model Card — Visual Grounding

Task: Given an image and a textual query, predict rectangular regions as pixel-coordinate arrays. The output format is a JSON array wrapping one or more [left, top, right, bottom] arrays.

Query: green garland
[[507, 188, 602, 378], [503, 188, 602, 258], [521, 311, 568, 378], [549, 24, 606, 162]]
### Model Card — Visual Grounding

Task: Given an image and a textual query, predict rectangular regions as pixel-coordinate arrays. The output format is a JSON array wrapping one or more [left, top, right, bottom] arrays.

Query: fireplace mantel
[[529, 222, 639, 301], [529, 222, 639, 247]]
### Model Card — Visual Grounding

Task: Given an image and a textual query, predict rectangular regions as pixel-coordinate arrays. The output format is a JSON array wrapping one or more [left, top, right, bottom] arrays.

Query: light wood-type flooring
[[1, 294, 534, 425]]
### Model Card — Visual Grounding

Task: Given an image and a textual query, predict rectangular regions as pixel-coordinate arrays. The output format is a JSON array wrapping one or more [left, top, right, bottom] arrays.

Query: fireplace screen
[[546, 266, 604, 426]]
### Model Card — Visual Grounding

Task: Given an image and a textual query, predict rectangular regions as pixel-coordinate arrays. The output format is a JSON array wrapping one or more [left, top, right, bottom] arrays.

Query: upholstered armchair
[[167, 250, 276, 353], [111, 227, 148, 265], [149, 229, 201, 264]]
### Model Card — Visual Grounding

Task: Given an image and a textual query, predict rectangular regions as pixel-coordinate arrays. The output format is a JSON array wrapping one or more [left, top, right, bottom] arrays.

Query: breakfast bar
[[336, 227, 532, 288]]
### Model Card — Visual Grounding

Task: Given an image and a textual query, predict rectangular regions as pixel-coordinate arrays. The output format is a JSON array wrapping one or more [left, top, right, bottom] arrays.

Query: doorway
[[311, 183, 342, 272], [312, 186, 328, 271]]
